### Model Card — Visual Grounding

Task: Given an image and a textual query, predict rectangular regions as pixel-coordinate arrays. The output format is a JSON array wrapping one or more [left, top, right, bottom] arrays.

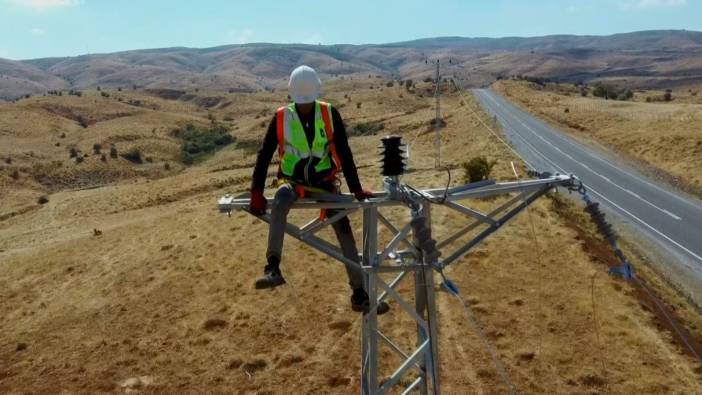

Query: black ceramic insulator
[[380, 135, 406, 176]]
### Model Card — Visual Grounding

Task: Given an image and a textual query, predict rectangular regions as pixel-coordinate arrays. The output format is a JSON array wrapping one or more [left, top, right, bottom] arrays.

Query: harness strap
[[275, 106, 286, 158], [318, 102, 341, 174], [276, 178, 335, 221]]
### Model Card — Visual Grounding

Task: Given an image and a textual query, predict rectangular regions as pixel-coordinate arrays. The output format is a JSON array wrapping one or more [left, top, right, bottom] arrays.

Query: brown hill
[[2, 30, 702, 100]]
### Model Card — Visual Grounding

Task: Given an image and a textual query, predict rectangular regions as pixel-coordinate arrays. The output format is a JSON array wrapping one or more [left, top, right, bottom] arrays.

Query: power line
[[450, 79, 534, 170]]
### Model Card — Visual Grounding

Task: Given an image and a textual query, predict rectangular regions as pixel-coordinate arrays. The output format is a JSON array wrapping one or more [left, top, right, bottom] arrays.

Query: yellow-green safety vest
[[275, 100, 341, 182]]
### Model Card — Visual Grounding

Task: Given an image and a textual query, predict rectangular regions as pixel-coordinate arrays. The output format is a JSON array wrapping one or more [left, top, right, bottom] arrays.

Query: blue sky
[[1, 0, 700, 60]]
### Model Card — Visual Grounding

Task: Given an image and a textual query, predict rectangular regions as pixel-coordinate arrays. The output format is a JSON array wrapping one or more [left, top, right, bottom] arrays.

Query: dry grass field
[[493, 80, 702, 197], [1, 79, 702, 394]]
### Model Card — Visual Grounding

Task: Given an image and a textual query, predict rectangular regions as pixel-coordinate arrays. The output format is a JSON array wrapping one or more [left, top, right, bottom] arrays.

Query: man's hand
[[353, 188, 374, 201], [250, 188, 267, 215]]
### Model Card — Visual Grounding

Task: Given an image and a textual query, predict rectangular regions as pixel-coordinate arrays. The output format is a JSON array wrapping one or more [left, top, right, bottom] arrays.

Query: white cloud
[[30, 27, 45, 35], [621, 0, 687, 9], [7, 0, 80, 12], [227, 28, 254, 44]]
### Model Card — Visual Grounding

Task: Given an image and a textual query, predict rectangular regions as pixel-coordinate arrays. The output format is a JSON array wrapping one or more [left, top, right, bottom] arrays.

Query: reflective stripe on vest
[[275, 100, 340, 179]]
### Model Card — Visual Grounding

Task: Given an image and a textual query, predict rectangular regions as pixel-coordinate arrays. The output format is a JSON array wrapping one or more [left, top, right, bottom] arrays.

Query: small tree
[[121, 148, 142, 164], [664, 89, 673, 102], [462, 157, 497, 183], [69, 147, 78, 158], [593, 84, 611, 99], [93, 143, 102, 154], [617, 89, 633, 101], [109, 144, 118, 158]]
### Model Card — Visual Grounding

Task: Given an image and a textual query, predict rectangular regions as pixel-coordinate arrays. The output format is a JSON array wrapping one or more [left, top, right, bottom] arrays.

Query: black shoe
[[255, 269, 286, 289], [351, 289, 390, 315]]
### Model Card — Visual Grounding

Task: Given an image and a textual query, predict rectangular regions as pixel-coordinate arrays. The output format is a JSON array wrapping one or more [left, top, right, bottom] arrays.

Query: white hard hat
[[288, 65, 321, 104]]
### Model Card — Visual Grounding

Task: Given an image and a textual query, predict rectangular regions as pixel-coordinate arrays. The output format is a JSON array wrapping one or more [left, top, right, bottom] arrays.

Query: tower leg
[[423, 263, 441, 394], [414, 268, 429, 395], [361, 207, 379, 395], [413, 204, 441, 394]]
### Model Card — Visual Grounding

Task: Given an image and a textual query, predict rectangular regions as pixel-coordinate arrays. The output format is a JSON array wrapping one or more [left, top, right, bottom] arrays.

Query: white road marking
[[587, 187, 702, 263], [626, 190, 641, 199], [485, 90, 702, 212], [479, 91, 682, 220], [474, 90, 699, 263]]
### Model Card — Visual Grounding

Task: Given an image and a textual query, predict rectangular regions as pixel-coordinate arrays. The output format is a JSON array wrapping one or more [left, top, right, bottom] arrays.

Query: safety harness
[[276, 100, 342, 219]]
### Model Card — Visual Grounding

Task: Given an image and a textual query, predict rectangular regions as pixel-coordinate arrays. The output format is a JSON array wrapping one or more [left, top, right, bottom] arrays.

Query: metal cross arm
[[217, 175, 575, 213], [216, 172, 577, 395]]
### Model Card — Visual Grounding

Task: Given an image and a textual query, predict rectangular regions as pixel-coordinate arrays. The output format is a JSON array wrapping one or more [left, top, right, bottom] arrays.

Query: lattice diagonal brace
[[218, 174, 577, 394]]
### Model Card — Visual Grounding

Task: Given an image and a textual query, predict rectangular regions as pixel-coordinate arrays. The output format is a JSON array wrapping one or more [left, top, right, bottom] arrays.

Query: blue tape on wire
[[441, 279, 460, 296]]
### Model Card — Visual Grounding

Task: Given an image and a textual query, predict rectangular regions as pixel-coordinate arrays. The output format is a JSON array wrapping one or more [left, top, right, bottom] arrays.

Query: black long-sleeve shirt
[[251, 104, 362, 192]]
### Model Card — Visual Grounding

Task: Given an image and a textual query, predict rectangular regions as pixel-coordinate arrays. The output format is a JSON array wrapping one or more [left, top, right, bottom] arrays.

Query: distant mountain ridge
[[2, 30, 701, 100]]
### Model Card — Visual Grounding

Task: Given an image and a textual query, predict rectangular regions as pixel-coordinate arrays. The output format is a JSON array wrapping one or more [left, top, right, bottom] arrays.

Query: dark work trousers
[[266, 183, 364, 290]]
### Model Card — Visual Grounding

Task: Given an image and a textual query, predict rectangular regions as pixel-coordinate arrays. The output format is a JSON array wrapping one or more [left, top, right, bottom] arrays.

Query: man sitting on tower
[[249, 65, 390, 315]]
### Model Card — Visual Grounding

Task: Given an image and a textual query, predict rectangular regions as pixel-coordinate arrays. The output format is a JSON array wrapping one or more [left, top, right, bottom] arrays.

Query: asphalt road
[[472, 88, 702, 295]]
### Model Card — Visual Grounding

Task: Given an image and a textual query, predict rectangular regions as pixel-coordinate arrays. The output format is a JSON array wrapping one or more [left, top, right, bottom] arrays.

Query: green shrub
[[93, 143, 102, 154], [109, 144, 118, 158], [592, 83, 633, 101], [592, 84, 614, 99], [664, 89, 673, 101], [76, 115, 88, 128], [174, 123, 234, 165], [347, 121, 384, 137], [462, 157, 497, 183], [121, 148, 143, 164], [617, 89, 633, 101]]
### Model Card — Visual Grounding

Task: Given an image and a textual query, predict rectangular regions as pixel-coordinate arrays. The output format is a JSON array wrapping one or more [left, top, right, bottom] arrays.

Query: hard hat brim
[[290, 93, 319, 104]]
